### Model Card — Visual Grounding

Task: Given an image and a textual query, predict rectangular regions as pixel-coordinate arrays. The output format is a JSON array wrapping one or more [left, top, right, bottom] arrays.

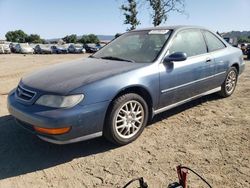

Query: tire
[[104, 93, 149, 145], [218, 67, 238, 97]]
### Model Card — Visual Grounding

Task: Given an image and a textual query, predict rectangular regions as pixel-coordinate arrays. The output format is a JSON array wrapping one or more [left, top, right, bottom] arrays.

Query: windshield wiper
[[100, 56, 134, 63]]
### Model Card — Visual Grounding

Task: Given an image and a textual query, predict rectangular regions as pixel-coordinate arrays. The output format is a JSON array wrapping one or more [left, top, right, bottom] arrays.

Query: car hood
[[21, 58, 146, 94]]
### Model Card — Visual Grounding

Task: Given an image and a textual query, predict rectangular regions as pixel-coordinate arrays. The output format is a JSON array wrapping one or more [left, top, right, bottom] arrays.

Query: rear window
[[204, 31, 226, 52]]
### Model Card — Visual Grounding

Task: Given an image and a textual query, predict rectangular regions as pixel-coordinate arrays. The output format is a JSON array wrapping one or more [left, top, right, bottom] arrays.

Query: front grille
[[16, 85, 36, 101]]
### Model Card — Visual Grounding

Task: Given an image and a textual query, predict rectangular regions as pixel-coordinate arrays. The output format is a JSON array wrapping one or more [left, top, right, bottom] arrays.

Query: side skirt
[[153, 87, 221, 115]]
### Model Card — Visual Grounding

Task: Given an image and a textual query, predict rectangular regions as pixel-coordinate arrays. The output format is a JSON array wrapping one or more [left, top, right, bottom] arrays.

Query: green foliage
[[121, 0, 140, 31], [148, 0, 166, 26], [63, 34, 77, 43], [26, 34, 43, 43], [87, 34, 100, 44], [78, 34, 100, 44], [147, 0, 185, 26], [5, 30, 44, 43], [238, 36, 250, 43], [5, 30, 28, 43]]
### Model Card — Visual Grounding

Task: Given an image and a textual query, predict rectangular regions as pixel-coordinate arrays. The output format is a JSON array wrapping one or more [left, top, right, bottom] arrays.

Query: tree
[[5, 30, 28, 43], [147, 0, 185, 26], [26, 34, 43, 43], [87, 34, 100, 44], [78, 34, 100, 44], [63, 34, 77, 43], [121, 0, 140, 31], [238, 36, 250, 43]]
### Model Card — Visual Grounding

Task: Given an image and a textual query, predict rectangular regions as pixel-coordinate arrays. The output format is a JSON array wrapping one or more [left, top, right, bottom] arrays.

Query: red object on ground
[[177, 165, 188, 188]]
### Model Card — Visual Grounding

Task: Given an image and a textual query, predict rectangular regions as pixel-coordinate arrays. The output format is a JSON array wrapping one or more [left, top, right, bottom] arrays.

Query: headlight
[[35, 94, 84, 108]]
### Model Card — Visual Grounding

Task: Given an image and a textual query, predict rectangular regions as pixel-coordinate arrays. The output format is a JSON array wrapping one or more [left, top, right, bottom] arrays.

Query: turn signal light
[[34, 126, 71, 135]]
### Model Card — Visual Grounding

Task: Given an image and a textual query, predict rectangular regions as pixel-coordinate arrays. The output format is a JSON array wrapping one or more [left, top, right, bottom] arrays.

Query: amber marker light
[[34, 126, 71, 135]]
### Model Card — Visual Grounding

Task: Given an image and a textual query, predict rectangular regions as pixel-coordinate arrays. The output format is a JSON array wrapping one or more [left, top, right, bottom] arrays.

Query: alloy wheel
[[114, 100, 145, 139]]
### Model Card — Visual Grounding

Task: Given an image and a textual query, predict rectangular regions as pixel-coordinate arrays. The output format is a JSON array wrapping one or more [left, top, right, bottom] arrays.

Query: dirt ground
[[0, 54, 249, 188]]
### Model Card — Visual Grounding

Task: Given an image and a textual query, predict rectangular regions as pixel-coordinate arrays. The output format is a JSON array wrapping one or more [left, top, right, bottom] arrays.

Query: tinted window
[[168, 29, 207, 57], [204, 31, 226, 52]]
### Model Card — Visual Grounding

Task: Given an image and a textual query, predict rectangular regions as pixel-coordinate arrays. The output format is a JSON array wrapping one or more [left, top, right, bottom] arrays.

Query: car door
[[158, 29, 214, 109], [203, 30, 228, 87]]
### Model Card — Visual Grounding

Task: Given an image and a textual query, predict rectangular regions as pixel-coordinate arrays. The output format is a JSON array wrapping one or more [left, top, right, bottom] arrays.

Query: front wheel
[[219, 67, 238, 97], [104, 93, 148, 145]]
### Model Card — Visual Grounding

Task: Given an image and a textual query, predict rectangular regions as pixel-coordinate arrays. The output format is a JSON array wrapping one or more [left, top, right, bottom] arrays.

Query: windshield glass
[[93, 30, 172, 63]]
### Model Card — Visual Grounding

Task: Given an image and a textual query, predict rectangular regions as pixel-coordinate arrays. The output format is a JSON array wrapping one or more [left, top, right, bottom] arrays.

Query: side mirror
[[164, 52, 187, 63]]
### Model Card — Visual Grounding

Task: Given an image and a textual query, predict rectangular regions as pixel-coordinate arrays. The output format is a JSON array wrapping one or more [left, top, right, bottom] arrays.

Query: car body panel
[[21, 58, 147, 95], [158, 54, 217, 108], [8, 89, 109, 141]]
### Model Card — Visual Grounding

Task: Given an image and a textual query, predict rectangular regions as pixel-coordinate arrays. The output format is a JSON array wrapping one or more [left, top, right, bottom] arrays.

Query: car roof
[[130, 25, 208, 32]]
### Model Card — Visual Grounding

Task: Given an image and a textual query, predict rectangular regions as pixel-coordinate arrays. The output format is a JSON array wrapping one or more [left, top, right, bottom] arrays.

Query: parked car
[[51, 45, 68, 54], [9, 42, 18, 53], [84, 43, 99, 53], [240, 43, 248, 55], [8, 26, 245, 145], [223, 37, 238, 47], [15, 43, 34, 54], [34, 44, 52, 54], [246, 44, 250, 59], [0, 44, 11, 54], [68, 44, 86, 53]]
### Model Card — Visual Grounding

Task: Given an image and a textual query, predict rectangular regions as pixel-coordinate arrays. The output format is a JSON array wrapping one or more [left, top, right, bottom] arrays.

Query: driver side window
[[168, 29, 207, 57]]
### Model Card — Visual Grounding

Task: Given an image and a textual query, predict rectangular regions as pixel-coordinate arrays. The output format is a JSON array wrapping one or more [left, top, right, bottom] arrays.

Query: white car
[[0, 44, 11, 54], [15, 43, 34, 54]]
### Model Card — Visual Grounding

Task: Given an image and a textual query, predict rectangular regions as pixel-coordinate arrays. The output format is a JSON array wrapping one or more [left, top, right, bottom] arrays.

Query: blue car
[[8, 26, 245, 145]]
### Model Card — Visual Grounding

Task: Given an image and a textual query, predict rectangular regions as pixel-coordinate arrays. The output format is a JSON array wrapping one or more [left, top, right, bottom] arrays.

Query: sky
[[0, 0, 250, 39]]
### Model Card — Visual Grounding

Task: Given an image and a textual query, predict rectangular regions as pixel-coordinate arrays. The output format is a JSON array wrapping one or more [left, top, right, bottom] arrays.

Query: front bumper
[[7, 91, 110, 144]]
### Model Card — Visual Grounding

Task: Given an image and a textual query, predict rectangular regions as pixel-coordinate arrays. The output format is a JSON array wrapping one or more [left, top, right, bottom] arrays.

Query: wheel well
[[105, 86, 153, 123], [231, 63, 239, 73]]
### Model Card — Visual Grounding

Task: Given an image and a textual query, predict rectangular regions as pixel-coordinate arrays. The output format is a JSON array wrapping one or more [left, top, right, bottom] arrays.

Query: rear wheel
[[219, 67, 238, 97], [104, 93, 148, 145]]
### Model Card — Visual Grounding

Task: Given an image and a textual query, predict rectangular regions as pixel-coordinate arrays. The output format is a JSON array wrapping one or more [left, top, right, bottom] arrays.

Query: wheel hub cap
[[226, 70, 236, 94], [115, 100, 144, 139]]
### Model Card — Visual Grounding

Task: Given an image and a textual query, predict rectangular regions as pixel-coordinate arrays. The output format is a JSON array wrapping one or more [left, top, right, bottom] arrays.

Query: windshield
[[93, 30, 172, 63]]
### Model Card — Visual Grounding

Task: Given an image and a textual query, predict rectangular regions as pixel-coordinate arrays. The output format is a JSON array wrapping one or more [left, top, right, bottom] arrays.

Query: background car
[[15, 43, 34, 54], [246, 44, 250, 59], [51, 45, 68, 54], [84, 43, 100, 53], [68, 44, 86, 53], [0, 44, 11, 54], [223, 37, 238, 47], [9, 42, 18, 53], [34, 44, 52, 54], [240, 43, 249, 55]]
